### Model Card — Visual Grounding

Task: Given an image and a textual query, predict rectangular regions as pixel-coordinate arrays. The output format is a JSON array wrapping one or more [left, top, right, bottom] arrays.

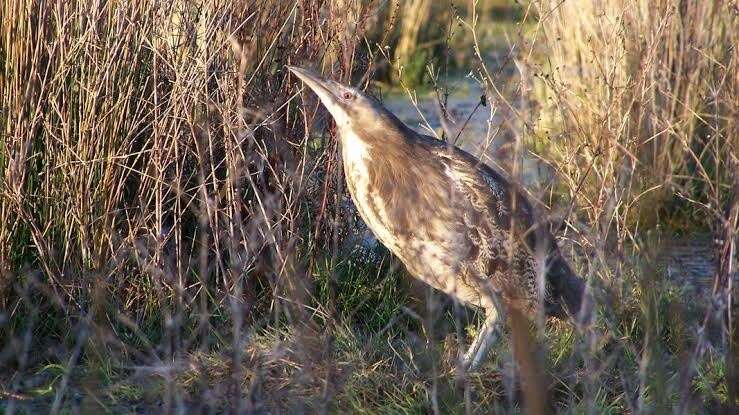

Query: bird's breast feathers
[[338, 131, 494, 301], [340, 131, 404, 254]]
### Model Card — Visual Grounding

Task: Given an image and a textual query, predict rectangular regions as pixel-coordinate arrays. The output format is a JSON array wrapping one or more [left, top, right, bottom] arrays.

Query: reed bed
[[0, 0, 736, 413]]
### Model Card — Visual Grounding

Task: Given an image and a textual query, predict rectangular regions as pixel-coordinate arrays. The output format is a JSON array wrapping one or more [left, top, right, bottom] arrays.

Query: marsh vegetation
[[0, 0, 736, 413]]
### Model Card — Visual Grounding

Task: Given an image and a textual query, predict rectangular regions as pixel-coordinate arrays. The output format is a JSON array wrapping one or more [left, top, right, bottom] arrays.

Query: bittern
[[288, 66, 585, 370]]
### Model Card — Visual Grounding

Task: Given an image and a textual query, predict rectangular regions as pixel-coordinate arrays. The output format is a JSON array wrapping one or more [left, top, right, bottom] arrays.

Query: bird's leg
[[463, 307, 500, 371]]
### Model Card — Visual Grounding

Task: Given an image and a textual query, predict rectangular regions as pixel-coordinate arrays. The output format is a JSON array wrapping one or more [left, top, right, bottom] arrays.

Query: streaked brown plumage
[[288, 66, 585, 370]]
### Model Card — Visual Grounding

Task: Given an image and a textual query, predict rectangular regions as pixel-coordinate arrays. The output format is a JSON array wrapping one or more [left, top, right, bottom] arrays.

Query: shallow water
[[381, 80, 497, 153], [656, 236, 736, 295]]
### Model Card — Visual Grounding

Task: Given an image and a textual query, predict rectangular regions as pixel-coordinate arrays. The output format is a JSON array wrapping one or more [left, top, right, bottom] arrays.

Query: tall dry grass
[[0, 0, 736, 412], [531, 0, 738, 234], [0, 0, 384, 411], [522, 0, 738, 412]]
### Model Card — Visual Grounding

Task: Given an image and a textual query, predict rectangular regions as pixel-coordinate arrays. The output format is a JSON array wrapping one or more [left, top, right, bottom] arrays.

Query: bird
[[288, 66, 586, 370]]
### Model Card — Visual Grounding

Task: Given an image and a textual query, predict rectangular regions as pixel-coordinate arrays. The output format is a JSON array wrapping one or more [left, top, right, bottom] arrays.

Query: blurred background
[[1, 0, 737, 413]]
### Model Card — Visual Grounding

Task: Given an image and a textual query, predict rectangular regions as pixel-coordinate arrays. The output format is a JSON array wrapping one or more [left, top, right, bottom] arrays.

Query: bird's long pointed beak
[[287, 66, 339, 108]]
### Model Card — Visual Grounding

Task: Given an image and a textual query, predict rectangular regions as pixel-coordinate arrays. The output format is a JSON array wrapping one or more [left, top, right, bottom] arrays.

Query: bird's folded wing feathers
[[432, 146, 518, 228]]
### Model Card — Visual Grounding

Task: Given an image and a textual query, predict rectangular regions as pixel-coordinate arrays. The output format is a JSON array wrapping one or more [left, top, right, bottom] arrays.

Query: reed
[[531, 0, 737, 233], [0, 0, 735, 412]]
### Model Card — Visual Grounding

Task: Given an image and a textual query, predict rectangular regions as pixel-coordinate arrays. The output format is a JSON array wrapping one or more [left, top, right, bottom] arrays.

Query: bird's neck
[[337, 116, 415, 153], [339, 128, 372, 165]]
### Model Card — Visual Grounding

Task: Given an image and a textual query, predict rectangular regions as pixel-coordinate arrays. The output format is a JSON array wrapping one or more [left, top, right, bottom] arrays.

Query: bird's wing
[[424, 140, 533, 234], [414, 136, 584, 317]]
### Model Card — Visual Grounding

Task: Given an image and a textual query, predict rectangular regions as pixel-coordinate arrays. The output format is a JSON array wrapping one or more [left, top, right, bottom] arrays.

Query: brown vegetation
[[0, 0, 736, 413]]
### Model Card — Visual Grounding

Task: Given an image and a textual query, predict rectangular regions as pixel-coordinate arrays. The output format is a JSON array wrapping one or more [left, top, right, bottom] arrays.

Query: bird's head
[[288, 66, 402, 138]]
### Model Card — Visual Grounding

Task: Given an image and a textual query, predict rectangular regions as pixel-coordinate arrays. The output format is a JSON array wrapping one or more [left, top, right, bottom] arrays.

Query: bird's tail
[[545, 256, 587, 322]]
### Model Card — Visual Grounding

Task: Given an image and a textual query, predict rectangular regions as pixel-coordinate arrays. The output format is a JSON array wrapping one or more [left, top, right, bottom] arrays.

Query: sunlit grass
[[1, 0, 736, 413]]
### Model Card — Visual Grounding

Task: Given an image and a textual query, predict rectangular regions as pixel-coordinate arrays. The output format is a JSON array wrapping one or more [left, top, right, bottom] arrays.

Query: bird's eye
[[342, 91, 354, 100]]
